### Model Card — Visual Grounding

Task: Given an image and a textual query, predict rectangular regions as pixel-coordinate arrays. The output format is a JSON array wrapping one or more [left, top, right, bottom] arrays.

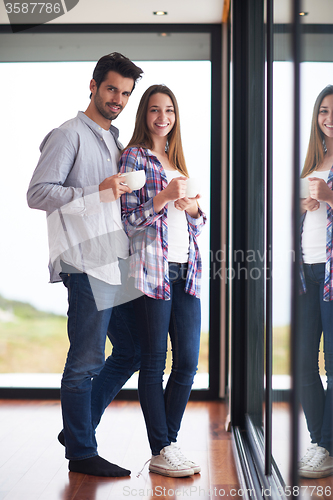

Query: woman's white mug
[[186, 178, 200, 198], [120, 170, 146, 191], [300, 176, 320, 199], [300, 177, 310, 198]]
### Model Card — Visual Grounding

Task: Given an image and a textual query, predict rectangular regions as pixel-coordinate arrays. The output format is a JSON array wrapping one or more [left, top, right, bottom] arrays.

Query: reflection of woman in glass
[[299, 85, 333, 478], [119, 85, 206, 477]]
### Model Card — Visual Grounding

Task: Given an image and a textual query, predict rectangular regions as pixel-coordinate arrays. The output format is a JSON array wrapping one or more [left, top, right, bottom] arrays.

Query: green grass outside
[[273, 324, 325, 376], [0, 313, 68, 373], [0, 294, 324, 377], [0, 295, 209, 374]]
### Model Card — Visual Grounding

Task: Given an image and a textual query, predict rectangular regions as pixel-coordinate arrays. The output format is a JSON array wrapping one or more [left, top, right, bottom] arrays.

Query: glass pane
[[271, 1, 293, 482], [298, 2, 333, 493], [0, 58, 211, 389]]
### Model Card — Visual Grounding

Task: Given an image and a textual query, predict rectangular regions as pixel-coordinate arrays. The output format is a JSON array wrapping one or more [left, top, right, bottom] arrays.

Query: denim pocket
[[59, 271, 71, 288]]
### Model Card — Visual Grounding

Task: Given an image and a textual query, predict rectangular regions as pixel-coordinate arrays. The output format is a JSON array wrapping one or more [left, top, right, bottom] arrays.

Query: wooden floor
[[0, 400, 240, 500]]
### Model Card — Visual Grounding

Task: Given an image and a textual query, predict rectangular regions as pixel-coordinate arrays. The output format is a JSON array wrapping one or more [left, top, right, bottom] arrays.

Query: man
[[27, 53, 143, 477]]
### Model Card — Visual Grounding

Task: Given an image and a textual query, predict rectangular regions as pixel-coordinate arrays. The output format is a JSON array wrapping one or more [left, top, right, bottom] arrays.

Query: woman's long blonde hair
[[125, 84, 189, 177], [301, 84, 333, 178]]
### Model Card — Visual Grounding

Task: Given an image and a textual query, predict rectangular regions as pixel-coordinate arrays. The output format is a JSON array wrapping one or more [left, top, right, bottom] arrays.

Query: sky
[[0, 60, 211, 328]]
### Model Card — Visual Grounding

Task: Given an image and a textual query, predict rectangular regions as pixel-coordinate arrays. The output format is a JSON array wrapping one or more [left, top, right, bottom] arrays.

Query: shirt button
[[107, 159, 110, 162]]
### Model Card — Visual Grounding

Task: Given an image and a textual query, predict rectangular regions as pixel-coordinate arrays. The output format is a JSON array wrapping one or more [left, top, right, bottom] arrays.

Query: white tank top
[[302, 170, 330, 264], [164, 170, 189, 263]]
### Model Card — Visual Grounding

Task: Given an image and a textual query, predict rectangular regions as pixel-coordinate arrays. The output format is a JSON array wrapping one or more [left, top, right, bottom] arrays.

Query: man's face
[[90, 70, 134, 122]]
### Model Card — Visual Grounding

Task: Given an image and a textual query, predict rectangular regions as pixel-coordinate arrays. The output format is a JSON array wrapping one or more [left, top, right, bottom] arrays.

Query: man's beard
[[94, 94, 122, 121]]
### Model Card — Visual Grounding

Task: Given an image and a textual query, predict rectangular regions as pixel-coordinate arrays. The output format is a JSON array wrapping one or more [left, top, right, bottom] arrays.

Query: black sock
[[69, 455, 131, 477], [58, 430, 65, 446]]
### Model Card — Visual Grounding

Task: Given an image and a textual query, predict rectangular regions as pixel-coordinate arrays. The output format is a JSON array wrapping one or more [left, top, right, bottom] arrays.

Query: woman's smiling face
[[318, 94, 333, 139], [146, 93, 176, 141]]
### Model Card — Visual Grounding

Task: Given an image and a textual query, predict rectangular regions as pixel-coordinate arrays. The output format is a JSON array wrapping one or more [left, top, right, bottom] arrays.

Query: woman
[[298, 85, 333, 478], [119, 85, 206, 477]]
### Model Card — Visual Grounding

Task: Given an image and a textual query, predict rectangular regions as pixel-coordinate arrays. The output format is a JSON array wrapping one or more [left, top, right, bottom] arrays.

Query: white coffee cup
[[300, 177, 310, 198], [186, 178, 200, 198], [300, 176, 320, 198], [120, 170, 146, 191]]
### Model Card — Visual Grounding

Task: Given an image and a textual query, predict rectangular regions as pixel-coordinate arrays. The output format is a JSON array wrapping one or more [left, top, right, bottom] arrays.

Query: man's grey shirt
[[27, 111, 129, 285]]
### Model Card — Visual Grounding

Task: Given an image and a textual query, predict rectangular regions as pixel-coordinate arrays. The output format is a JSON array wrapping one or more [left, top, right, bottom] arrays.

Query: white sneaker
[[298, 443, 318, 469], [170, 442, 201, 473], [149, 445, 194, 477], [299, 446, 333, 478]]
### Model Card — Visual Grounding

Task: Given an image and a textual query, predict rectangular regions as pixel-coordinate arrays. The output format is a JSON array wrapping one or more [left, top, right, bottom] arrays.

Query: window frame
[[0, 23, 222, 401]]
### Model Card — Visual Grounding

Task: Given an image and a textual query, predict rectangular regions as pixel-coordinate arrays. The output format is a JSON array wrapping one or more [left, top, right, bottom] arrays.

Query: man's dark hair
[[90, 52, 143, 98]]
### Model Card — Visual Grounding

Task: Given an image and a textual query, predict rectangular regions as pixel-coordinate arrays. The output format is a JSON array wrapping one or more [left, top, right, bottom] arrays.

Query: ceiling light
[[153, 11, 168, 16]]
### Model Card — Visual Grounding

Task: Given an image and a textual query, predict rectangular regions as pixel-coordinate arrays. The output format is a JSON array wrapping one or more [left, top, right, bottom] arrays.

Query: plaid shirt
[[119, 147, 206, 300], [300, 165, 333, 301]]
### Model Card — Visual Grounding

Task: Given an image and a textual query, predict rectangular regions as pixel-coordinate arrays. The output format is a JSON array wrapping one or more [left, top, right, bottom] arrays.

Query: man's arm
[[27, 128, 100, 215], [28, 128, 131, 215]]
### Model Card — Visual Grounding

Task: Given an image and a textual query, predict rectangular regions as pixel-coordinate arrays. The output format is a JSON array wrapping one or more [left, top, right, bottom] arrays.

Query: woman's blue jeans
[[60, 267, 140, 460], [133, 263, 201, 456], [299, 263, 333, 455]]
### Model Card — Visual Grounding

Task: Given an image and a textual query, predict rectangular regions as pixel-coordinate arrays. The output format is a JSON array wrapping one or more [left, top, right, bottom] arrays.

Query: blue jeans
[[300, 263, 333, 455], [60, 267, 140, 460], [133, 263, 201, 455]]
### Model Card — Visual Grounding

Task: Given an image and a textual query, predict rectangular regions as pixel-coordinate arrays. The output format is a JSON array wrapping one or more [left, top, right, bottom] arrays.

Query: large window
[[0, 27, 221, 397], [272, 59, 333, 481], [229, 0, 333, 495]]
